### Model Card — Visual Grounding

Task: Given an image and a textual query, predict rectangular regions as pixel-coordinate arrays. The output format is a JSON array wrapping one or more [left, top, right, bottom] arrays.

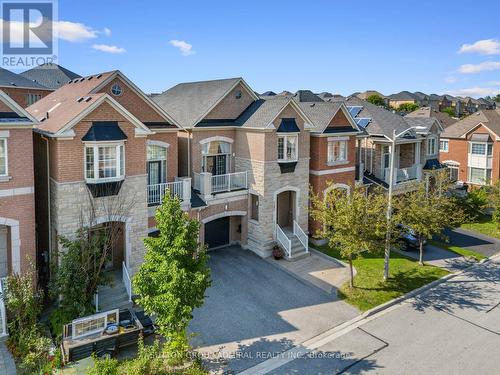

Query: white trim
[[0, 90, 38, 124], [442, 160, 460, 166], [265, 99, 315, 131], [0, 217, 20, 274], [309, 166, 356, 176], [147, 140, 170, 148], [323, 183, 351, 198], [426, 135, 438, 156], [201, 210, 246, 224], [0, 186, 34, 197], [277, 133, 298, 162], [327, 136, 350, 142], [273, 186, 301, 232], [460, 122, 499, 140], [90, 216, 132, 267], [84, 142, 125, 183], [0, 138, 7, 177], [0, 131, 9, 138], [199, 136, 234, 145]]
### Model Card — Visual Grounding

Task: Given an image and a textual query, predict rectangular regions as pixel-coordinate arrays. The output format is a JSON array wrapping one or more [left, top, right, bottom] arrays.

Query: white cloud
[[103, 28, 112, 37], [169, 39, 195, 56], [92, 44, 126, 54], [458, 61, 500, 73], [459, 39, 500, 55], [488, 81, 500, 86], [443, 87, 500, 98], [445, 76, 457, 83]]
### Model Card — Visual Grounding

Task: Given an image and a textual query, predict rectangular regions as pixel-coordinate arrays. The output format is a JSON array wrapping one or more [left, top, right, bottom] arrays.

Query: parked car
[[397, 224, 426, 251]]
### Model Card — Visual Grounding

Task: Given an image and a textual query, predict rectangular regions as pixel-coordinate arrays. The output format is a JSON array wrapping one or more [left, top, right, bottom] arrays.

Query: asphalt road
[[247, 256, 500, 374]]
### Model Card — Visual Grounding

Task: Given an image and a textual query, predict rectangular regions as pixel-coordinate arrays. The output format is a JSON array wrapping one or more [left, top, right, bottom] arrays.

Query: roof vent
[[310, 103, 315, 107], [77, 97, 84, 102], [40, 117, 46, 122], [84, 96, 92, 102], [87, 76, 93, 81], [10, 82, 16, 86], [68, 80, 72, 84], [96, 74, 102, 79], [46, 112, 49, 119]]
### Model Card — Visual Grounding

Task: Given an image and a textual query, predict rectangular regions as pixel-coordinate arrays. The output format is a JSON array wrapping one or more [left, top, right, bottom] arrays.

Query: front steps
[[97, 270, 132, 312], [282, 227, 310, 261]]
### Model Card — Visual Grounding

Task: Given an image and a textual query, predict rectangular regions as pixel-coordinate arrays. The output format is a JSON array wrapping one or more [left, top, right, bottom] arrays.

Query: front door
[[277, 191, 294, 228]]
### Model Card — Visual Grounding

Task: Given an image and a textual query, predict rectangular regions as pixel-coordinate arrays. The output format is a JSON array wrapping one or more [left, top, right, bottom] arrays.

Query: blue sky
[[37, 0, 500, 97]]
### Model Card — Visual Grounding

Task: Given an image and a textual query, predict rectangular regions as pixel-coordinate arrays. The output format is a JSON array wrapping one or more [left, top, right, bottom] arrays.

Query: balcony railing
[[384, 164, 422, 185], [194, 171, 248, 197], [147, 179, 191, 205], [0, 277, 7, 337]]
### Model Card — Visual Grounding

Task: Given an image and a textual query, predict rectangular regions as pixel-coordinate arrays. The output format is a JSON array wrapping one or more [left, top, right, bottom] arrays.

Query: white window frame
[[84, 142, 125, 183], [147, 144, 168, 185], [327, 138, 348, 165], [0, 138, 7, 177], [201, 141, 231, 175], [439, 139, 449, 152], [277, 133, 298, 162], [427, 136, 437, 156], [70, 309, 119, 339], [467, 167, 491, 185]]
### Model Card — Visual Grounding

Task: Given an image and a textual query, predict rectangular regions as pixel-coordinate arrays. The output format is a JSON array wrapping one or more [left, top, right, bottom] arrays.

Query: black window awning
[[82, 121, 127, 142], [277, 118, 300, 133], [423, 158, 445, 170]]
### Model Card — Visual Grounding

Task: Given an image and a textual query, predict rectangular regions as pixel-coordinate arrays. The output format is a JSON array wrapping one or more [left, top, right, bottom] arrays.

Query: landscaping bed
[[315, 245, 449, 311]]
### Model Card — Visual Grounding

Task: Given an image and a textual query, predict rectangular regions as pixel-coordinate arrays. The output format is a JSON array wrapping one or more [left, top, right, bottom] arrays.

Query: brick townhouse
[[439, 109, 500, 186], [28, 70, 181, 289], [0, 67, 53, 107]]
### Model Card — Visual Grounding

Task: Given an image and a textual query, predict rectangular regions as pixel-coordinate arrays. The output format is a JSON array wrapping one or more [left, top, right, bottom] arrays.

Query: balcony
[[384, 164, 422, 185], [193, 171, 248, 198], [147, 179, 191, 206]]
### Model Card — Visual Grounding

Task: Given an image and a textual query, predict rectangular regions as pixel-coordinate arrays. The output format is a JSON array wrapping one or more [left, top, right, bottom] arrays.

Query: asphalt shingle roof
[[234, 96, 291, 129], [441, 110, 500, 138], [20, 63, 81, 89], [153, 78, 242, 128], [298, 102, 343, 132], [406, 107, 457, 128], [0, 67, 49, 90], [388, 91, 418, 101]]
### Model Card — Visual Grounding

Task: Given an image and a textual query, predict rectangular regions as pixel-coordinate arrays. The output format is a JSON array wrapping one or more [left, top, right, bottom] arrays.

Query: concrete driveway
[[189, 246, 359, 373]]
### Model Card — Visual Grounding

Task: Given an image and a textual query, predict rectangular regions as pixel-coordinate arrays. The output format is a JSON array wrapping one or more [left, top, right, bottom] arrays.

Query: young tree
[[133, 192, 211, 356], [395, 171, 462, 265], [311, 185, 389, 287], [366, 94, 385, 106], [397, 103, 419, 112], [489, 180, 500, 227], [441, 107, 455, 117]]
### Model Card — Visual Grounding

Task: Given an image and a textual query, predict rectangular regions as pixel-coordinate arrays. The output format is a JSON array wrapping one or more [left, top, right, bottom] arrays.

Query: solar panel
[[347, 106, 363, 118], [355, 118, 371, 128]]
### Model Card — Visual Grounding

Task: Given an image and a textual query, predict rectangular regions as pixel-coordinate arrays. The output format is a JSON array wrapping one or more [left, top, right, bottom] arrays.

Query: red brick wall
[[440, 139, 468, 181], [309, 135, 356, 171], [1, 128, 35, 189], [148, 132, 178, 181], [2, 87, 52, 108]]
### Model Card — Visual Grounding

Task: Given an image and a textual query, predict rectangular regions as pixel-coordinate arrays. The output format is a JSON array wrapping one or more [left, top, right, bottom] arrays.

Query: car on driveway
[[397, 224, 426, 251]]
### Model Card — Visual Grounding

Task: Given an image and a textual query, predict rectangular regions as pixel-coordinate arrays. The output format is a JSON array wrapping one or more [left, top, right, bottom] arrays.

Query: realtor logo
[[1, 0, 57, 67]]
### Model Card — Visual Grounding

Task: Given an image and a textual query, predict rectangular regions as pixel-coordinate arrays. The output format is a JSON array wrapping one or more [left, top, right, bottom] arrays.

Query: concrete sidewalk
[[0, 342, 15, 375], [395, 244, 475, 271]]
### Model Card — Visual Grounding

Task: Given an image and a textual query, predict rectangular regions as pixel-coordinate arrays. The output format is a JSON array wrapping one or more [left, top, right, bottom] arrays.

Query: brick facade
[[2, 87, 52, 108]]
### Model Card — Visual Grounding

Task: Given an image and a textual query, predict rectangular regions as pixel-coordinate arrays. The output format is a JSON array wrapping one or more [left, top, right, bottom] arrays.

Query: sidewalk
[[0, 342, 15, 375]]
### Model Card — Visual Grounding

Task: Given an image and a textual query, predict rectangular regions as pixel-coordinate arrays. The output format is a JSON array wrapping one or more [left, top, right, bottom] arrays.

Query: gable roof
[[0, 90, 37, 125], [388, 91, 418, 101], [404, 117, 441, 135], [406, 106, 457, 128], [441, 110, 500, 139], [0, 67, 50, 90], [153, 77, 258, 128], [297, 101, 360, 134], [20, 63, 81, 89], [293, 90, 324, 103], [26, 70, 176, 135], [356, 90, 386, 100]]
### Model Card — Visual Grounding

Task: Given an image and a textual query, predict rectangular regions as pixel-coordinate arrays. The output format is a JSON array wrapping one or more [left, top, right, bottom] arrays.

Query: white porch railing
[[0, 278, 7, 337], [293, 220, 308, 253], [193, 173, 201, 192], [147, 179, 191, 205], [122, 261, 132, 303], [276, 224, 291, 258], [384, 164, 421, 185], [211, 171, 248, 193]]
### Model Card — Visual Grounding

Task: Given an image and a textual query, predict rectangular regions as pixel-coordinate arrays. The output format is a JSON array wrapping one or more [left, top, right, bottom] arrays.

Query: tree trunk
[[348, 255, 354, 288], [419, 237, 424, 265]]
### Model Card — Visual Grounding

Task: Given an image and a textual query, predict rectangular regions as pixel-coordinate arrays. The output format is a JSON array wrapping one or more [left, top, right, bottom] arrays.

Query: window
[[235, 90, 242, 99], [84, 143, 125, 182], [427, 137, 437, 155], [277, 134, 298, 162], [470, 143, 486, 155], [447, 165, 459, 182], [202, 141, 230, 175], [250, 194, 259, 221], [439, 140, 449, 152], [0, 139, 7, 176], [71, 309, 119, 339], [27, 93, 41, 106], [147, 144, 167, 186], [487, 144, 493, 156], [111, 84, 123, 96], [468, 167, 491, 185], [327, 140, 347, 164]]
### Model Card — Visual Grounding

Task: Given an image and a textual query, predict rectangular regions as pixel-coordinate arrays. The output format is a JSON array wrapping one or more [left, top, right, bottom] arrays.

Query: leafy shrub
[[458, 188, 489, 221]]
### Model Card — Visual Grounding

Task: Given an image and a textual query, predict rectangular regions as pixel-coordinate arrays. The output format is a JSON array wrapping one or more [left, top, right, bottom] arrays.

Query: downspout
[[41, 135, 51, 270]]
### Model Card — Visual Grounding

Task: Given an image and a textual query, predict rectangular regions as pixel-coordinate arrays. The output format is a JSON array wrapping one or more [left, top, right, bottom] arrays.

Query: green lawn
[[315, 245, 449, 311], [461, 214, 500, 239], [428, 240, 487, 261]]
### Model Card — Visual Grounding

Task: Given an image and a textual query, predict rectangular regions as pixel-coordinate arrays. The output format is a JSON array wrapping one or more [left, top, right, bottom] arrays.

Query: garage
[[204, 217, 230, 249]]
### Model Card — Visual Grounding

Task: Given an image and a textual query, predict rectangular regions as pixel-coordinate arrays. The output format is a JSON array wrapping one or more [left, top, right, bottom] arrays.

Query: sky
[[11, 0, 500, 97]]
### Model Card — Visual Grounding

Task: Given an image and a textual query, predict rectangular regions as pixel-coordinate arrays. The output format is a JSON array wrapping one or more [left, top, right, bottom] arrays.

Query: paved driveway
[[189, 246, 359, 373], [444, 227, 500, 257]]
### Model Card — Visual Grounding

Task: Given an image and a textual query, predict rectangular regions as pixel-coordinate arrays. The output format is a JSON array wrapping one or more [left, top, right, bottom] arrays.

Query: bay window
[[0, 139, 7, 176], [468, 167, 491, 185], [85, 143, 125, 182], [327, 140, 347, 164], [427, 136, 437, 156], [277, 134, 298, 162]]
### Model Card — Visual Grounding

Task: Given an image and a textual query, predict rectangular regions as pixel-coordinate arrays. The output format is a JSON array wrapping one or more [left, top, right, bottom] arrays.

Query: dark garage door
[[205, 217, 230, 249]]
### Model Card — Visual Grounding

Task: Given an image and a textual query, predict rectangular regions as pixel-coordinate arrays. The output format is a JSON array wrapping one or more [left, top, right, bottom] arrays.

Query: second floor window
[[439, 140, 449, 152], [470, 143, 487, 155], [147, 144, 167, 186], [27, 93, 41, 106], [0, 139, 7, 176], [202, 140, 230, 175], [277, 134, 298, 162], [427, 137, 437, 155], [327, 140, 347, 164], [85, 143, 124, 182]]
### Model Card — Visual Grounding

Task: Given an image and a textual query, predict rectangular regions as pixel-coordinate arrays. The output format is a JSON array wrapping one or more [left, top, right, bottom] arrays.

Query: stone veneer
[[236, 156, 310, 257], [49, 174, 148, 275]]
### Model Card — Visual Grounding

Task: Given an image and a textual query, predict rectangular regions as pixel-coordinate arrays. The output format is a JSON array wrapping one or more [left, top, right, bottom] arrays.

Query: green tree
[[133, 193, 211, 358], [488, 181, 500, 227], [366, 94, 385, 106], [397, 103, 419, 112], [441, 107, 455, 117], [395, 172, 462, 265], [311, 185, 389, 287]]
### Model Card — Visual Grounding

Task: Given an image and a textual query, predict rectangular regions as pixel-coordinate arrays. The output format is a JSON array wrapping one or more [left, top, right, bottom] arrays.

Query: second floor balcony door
[[202, 140, 230, 176], [204, 154, 227, 176]]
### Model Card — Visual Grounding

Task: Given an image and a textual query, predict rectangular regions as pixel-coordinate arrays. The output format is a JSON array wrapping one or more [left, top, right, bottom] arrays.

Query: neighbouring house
[[28, 70, 181, 292], [20, 63, 81, 90], [387, 91, 419, 109], [439, 110, 500, 186], [413, 92, 430, 107], [346, 97, 443, 193], [153, 78, 315, 259], [428, 94, 443, 111], [0, 90, 39, 337], [0, 67, 53, 107], [440, 95, 463, 117], [406, 106, 457, 128], [356, 90, 386, 101], [477, 98, 495, 110]]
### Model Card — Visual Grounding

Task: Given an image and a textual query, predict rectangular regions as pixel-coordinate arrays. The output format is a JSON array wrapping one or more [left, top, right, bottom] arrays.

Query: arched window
[[201, 141, 230, 175], [147, 144, 167, 186]]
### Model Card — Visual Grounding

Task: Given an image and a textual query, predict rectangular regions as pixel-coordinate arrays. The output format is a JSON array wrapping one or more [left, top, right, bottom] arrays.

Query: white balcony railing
[[0, 277, 7, 337], [147, 179, 191, 205], [293, 220, 308, 253], [195, 171, 248, 197], [384, 164, 422, 185], [122, 261, 132, 303]]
